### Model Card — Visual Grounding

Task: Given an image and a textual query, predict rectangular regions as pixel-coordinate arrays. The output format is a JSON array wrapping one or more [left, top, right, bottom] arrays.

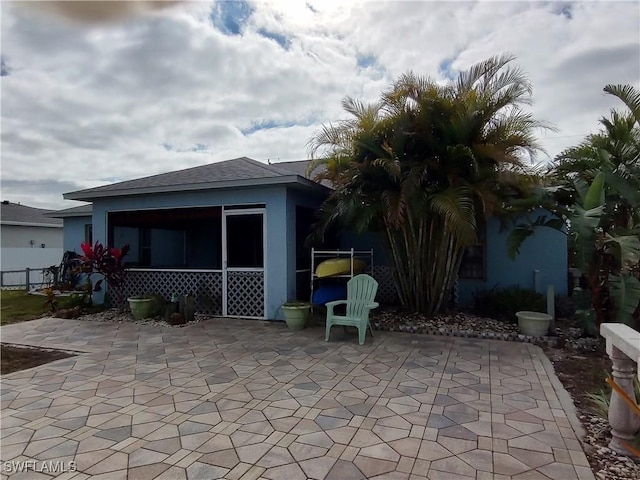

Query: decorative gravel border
[[370, 311, 602, 352], [75, 309, 209, 327]]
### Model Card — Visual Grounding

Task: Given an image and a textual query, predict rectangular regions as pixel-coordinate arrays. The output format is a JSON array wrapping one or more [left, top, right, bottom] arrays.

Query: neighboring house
[[0, 201, 64, 274], [57, 157, 567, 319]]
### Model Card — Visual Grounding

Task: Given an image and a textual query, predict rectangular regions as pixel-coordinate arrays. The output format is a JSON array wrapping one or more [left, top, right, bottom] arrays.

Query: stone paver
[[0, 317, 594, 479]]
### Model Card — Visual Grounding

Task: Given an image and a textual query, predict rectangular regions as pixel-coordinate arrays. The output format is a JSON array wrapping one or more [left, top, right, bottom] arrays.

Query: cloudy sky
[[1, 0, 638, 210]]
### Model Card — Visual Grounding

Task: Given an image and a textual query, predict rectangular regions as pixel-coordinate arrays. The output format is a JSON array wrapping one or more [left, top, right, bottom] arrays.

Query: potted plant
[[516, 311, 553, 337], [128, 295, 156, 319], [281, 301, 311, 330]]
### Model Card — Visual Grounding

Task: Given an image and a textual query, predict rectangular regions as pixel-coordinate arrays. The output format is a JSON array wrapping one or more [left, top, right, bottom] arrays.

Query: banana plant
[[508, 171, 640, 328], [604, 232, 640, 324], [569, 172, 640, 326], [609, 274, 640, 324], [509, 84, 640, 329]]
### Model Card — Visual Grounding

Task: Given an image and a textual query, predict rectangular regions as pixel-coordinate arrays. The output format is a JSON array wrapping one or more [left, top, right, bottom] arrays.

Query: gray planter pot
[[516, 311, 552, 337]]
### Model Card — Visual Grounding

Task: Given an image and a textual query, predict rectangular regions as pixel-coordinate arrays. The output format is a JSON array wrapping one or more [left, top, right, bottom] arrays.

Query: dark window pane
[[108, 207, 222, 269], [459, 226, 486, 280], [226, 214, 263, 268]]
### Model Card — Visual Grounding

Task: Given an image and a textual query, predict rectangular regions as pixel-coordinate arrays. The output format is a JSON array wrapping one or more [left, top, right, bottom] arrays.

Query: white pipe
[[547, 285, 555, 334]]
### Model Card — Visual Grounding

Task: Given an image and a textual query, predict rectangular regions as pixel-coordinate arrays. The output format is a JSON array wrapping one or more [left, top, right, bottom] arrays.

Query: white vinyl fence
[[0, 248, 64, 290], [0, 267, 54, 291]]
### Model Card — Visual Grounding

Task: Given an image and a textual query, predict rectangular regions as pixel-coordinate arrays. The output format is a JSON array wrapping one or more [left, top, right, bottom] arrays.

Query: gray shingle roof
[[1, 201, 63, 226], [269, 159, 331, 186], [47, 204, 93, 218], [65, 157, 328, 201], [273, 159, 312, 177]]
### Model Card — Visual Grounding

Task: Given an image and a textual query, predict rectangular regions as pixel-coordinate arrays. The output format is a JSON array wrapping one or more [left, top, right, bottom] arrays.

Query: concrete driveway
[[0, 317, 594, 479]]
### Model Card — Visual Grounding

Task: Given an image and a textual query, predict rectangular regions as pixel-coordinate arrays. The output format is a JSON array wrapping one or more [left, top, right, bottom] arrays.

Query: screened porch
[[108, 205, 266, 318]]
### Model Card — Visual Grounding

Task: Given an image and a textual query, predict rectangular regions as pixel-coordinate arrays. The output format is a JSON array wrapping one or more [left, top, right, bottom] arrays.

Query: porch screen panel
[[226, 214, 264, 268], [109, 207, 221, 269]]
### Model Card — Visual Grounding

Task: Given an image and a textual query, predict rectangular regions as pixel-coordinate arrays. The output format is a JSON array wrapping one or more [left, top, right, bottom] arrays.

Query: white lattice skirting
[[114, 270, 223, 316], [372, 265, 399, 304], [113, 269, 265, 318], [226, 271, 265, 318]]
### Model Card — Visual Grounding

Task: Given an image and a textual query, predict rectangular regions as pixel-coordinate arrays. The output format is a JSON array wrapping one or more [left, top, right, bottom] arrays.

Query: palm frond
[[427, 187, 477, 245], [456, 53, 516, 93], [604, 84, 640, 125]]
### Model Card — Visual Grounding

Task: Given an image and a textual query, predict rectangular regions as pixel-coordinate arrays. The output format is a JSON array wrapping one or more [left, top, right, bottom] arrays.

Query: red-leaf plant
[[76, 241, 130, 304]]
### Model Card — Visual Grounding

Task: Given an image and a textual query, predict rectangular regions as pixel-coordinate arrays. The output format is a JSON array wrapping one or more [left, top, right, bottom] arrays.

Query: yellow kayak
[[315, 258, 366, 278]]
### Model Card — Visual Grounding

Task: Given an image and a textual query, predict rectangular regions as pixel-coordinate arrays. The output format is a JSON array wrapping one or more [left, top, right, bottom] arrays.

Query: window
[[140, 227, 152, 266], [84, 224, 93, 244], [459, 224, 486, 280]]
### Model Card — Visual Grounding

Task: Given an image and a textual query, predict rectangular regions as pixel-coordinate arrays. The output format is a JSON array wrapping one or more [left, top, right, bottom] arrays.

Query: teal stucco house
[[53, 157, 567, 320]]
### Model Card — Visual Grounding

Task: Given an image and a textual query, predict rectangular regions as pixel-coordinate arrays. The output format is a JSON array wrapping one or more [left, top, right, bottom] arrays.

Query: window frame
[[84, 223, 93, 245], [458, 222, 487, 280]]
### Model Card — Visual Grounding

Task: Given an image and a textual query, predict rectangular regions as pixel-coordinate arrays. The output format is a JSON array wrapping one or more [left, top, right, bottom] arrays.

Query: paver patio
[[0, 317, 595, 479]]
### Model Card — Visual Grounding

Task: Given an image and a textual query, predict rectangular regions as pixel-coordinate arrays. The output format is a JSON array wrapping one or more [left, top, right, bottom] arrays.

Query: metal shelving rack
[[310, 248, 373, 305]]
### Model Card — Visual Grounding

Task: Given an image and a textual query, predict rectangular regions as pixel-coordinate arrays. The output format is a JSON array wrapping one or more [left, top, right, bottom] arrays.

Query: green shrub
[[145, 293, 167, 317], [56, 294, 104, 314], [586, 375, 640, 420], [573, 287, 597, 336], [472, 285, 546, 323], [554, 294, 577, 319], [586, 375, 640, 447], [57, 294, 87, 310]]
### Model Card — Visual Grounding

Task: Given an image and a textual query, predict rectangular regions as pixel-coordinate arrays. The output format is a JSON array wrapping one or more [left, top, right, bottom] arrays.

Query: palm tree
[[308, 54, 551, 315]]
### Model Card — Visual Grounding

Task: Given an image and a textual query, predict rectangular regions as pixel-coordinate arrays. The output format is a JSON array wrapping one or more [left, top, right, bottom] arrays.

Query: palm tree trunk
[[384, 211, 469, 316], [385, 225, 413, 309]]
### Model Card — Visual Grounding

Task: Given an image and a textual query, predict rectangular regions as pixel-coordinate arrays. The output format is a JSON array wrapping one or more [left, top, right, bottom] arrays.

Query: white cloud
[[1, 0, 638, 209]]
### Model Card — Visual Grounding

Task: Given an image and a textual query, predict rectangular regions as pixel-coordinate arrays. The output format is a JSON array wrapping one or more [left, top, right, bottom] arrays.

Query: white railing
[[600, 323, 640, 457]]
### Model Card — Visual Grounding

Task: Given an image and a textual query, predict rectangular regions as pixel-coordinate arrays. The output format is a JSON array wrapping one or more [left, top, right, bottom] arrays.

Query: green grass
[[1, 291, 106, 326], [0, 290, 47, 325]]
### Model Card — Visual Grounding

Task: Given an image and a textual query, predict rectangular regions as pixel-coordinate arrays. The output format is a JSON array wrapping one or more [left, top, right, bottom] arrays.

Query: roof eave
[[1, 221, 63, 228], [292, 176, 333, 193], [65, 176, 329, 201], [47, 212, 93, 219]]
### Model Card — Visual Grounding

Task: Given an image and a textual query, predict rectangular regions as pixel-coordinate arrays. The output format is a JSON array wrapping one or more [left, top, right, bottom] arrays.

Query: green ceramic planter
[[128, 296, 155, 320], [282, 302, 311, 330]]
